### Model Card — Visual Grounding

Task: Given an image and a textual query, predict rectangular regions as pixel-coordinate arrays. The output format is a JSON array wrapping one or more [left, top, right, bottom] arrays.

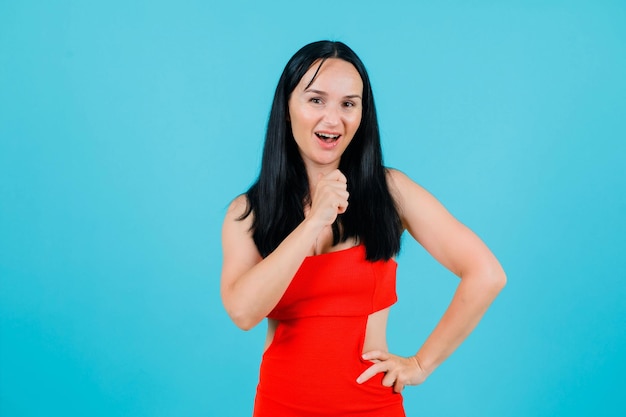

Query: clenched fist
[[307, 169, 349, 227]]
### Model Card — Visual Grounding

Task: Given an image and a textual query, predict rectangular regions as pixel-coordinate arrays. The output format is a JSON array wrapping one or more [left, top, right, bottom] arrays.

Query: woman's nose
[[322, 105, 340, 126]]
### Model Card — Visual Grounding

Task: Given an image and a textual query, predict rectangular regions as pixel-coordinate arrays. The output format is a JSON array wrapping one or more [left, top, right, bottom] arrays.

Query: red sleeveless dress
[[253, 245, 405, 416]]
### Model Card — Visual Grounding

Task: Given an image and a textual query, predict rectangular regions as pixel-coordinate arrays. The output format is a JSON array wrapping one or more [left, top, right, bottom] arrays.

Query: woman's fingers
[[356, 361, 388, 385], [309, 169, 349, 224], [314, 168, 346, 183], [356, 351, 428, 393]]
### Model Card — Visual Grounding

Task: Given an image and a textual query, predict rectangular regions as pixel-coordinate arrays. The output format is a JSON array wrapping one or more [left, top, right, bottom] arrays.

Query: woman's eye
[[310, 98, 322, 104], [344, 101, 355, 108]]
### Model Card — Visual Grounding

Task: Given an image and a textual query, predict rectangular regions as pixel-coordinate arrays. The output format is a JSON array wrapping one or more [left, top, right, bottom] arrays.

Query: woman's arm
[[357, 169, 506, 392], [220, 170, 349, 330]]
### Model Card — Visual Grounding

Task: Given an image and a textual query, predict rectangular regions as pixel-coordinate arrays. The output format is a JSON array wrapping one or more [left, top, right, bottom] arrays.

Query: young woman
[[221, 40, 506, 416]]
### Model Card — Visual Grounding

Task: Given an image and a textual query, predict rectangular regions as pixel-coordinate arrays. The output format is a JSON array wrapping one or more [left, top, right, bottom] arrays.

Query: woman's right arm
[[220, 170, 349, 330]]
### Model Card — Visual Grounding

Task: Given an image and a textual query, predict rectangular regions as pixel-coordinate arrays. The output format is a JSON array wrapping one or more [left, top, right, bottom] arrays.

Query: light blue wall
[[1, 1, 624, 416]]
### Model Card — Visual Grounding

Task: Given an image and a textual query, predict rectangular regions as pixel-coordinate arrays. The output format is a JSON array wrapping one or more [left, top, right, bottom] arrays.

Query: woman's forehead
[[298, 58, 363, 94]]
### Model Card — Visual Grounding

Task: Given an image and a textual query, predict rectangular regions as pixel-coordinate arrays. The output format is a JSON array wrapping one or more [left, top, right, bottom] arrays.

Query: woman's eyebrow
[[304, 88, 362, 100], [304, 88, 327, 95]]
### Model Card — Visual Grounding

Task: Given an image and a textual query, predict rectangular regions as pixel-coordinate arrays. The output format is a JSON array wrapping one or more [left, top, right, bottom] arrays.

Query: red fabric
[[253, 245, 405, 416]]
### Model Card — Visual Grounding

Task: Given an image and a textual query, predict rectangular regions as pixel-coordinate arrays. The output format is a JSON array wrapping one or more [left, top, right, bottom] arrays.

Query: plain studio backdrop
[[1, 1, 624, 416]]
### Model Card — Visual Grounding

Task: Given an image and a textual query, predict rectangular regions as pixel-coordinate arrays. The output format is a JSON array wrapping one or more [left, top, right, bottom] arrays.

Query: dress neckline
[[303, 244, 398, 265], [305, 244, 363, 259]]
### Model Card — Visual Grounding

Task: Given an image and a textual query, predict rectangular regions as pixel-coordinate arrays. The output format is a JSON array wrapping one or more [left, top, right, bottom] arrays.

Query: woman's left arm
[[357, 169, 507, 392]]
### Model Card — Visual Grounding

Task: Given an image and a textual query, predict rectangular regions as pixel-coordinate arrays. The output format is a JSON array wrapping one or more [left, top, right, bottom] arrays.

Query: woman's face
[[288, 58, 363, 172]]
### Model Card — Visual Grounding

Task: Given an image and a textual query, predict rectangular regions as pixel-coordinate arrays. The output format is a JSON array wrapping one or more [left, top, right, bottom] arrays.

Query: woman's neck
[[305, 163, 340, 192]]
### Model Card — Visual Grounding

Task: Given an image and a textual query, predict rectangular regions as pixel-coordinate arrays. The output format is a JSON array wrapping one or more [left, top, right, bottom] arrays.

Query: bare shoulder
[[221, 194, 262, 282], [385, 168, 433, 220], [385, 167, 460, 246], [225, 194, 250, 220], [222, 193, 255, 247], [385, 168, 498, 278], [385, 168, 427, 194]]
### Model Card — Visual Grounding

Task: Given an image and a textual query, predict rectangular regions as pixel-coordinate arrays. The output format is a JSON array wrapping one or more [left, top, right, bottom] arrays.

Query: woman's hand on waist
[[356, 350, 429, 393]]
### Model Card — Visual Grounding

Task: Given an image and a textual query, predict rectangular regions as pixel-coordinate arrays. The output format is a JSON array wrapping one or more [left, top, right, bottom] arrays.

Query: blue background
[[1, 1, 625, 416]]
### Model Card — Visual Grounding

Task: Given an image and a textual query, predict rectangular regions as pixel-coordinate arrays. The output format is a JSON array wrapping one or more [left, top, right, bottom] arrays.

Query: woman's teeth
[[315, 132, 340, 143]]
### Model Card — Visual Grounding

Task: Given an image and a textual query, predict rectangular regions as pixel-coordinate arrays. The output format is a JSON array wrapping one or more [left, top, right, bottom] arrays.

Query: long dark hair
[[240, 40, 402, 261]]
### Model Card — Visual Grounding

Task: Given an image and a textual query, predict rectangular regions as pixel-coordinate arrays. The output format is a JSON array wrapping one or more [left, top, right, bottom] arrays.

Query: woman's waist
[[258, 336, 400, 413], [263, 316, 388, 362]]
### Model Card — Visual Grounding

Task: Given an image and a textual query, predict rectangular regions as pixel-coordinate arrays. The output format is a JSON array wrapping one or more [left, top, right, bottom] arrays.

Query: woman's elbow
[[223, 300, 263, 331], [230, 313, 261, 331], [464, 260, 506, 296], [486, 263, 507, 295]]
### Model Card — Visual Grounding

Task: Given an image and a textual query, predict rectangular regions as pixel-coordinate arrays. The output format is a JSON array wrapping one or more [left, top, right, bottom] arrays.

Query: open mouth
[[315, 132, 341, 143]]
